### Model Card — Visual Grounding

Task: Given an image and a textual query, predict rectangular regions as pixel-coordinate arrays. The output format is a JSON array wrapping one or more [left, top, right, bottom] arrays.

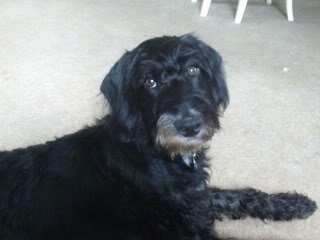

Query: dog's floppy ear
[[205, 48, 229, 112], [101, 51, 133, 110], [100, 50, 144, 142], [182, 35, 229, 112]]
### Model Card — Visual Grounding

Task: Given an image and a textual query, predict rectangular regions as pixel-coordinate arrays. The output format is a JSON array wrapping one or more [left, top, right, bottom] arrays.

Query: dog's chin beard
[[158, 136, 211, 158], [155, 124, 213, 159], [155, 113, 215, 158]]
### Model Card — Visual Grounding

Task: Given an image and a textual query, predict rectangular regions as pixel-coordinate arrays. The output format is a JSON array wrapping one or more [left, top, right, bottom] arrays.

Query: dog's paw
[[273, 192, 317, 220]]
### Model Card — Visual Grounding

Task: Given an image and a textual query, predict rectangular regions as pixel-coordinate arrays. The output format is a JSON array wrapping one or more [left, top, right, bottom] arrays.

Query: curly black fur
[[0, 35, 317, 240]]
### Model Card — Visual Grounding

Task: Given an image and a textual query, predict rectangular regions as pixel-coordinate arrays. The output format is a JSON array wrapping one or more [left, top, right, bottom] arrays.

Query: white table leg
[[200, 0, 212, 17], [286, 0, 294, 21], [266, 0, 272, 4], [235, 0, 248, 24]]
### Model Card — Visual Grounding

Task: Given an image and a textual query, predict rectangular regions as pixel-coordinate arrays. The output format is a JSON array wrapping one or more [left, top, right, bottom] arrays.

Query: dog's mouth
[[155, 113, 215, 157]]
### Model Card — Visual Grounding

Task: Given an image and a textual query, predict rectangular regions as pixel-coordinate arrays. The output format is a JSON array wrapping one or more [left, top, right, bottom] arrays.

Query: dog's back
[[0, 126, 113, 239]]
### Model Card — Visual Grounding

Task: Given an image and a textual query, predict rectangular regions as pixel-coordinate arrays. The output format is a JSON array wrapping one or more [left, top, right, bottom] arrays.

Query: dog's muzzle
[[155, 113, 214, 156]]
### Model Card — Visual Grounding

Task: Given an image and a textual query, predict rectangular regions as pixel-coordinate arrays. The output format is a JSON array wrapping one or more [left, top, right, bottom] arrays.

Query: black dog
[[0, 35, 317, 240]]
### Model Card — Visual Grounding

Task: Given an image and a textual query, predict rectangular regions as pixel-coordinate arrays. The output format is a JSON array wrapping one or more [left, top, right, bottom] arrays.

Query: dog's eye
[[187, 66, 200, 76], [144, 78, 157, 88]]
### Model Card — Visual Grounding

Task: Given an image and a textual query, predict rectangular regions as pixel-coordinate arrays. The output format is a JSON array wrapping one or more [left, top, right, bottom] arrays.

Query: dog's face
[[101, 35, 228, 156]]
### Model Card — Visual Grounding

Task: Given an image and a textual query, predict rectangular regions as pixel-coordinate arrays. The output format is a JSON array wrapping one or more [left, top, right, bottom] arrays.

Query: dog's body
[[0, 35, 316, 240]]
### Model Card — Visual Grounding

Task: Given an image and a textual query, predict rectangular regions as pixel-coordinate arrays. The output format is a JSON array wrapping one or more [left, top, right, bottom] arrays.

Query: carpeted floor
[[0, 0, 319, 239]]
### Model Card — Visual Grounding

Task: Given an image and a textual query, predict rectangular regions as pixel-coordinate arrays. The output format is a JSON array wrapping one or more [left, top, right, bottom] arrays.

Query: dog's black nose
[[174, 117, 202, 137]]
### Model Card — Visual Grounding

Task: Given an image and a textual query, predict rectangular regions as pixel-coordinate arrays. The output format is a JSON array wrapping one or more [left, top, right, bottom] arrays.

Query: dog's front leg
[[206, 187, 317, 221]]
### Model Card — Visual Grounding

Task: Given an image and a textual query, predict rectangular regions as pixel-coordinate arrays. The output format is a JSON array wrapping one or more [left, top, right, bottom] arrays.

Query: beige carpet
[[0, 0, 319, 239]]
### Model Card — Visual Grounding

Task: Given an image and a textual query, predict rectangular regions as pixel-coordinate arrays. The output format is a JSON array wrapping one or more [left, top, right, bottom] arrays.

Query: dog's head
[[101, 35, 229, 156]]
